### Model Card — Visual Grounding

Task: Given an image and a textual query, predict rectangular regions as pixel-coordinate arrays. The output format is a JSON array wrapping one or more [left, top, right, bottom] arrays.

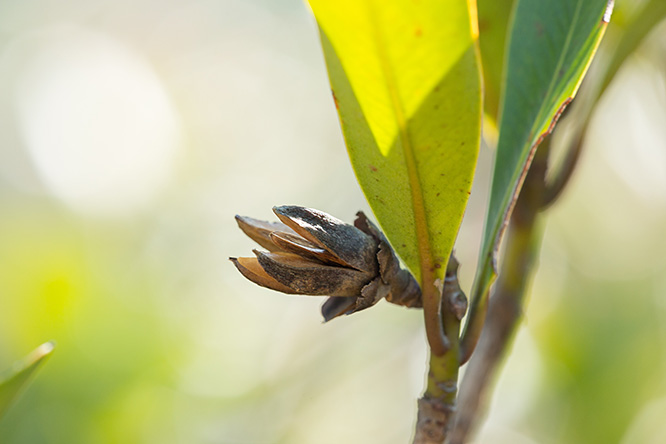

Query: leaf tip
[[603, 1, 614, 23], [32, 342, 55, 361]]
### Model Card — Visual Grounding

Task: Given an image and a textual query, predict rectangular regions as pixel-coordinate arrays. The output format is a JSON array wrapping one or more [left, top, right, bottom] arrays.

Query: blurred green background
[[0, 0, 665, 443]]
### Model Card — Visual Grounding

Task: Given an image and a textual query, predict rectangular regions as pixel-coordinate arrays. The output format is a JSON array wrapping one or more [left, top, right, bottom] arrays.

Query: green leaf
[[463, 0, 613, 354], [0, 342, 55, 419], [478, 0, 516, 122], [307, 0, 482, 288]]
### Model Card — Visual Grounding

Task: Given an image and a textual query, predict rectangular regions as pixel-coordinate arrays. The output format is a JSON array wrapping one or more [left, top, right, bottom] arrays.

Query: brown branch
[[413, 398, 456, 444]]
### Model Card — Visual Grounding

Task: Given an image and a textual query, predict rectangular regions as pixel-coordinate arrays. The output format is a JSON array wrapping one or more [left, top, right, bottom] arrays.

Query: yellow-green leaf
[[0, 342, 55, 419], [307, 0, 482, 289]]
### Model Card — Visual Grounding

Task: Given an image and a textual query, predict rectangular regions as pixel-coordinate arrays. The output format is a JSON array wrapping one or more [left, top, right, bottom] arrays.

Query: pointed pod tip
[[235, 214, 261, 226], [321, 296, 357, 322], [272, 206, 305, 228], [229, 257, 242, 271], [232, 255, 299, 294], [272, 205, 300, 218], [234, 215, 246, 229]]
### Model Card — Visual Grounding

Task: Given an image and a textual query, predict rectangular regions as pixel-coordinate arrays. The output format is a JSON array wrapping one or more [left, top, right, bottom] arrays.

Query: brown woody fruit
[[230, 206, 422, 321]]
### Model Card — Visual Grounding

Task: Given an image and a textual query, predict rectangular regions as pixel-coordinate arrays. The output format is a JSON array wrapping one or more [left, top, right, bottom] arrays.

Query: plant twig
[[413, 255, 467, 444], [450, 140, 550, 443]]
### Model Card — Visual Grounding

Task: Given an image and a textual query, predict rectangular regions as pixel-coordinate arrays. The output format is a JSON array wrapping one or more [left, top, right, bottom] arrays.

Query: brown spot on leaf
[[415, 27, 422, 37], [535, 22, 544, 37], [332, 89, 339, 110], [369, 164, 378, 172], [478, 18, 490, 33]]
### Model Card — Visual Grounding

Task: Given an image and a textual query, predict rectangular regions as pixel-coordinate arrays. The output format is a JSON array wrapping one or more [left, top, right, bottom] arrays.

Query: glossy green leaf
[[538, 0, 666, 209], [463, 0, 613, 354], [478, 0, 516, 122], [0, 342, 55, 419], [307, 0, 482, 287]]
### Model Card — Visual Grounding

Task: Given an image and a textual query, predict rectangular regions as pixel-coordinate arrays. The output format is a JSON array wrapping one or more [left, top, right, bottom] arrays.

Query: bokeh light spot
[[14, 26, 182, 216]]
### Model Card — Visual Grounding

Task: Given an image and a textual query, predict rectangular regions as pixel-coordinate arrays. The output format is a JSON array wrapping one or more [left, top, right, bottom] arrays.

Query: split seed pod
[[230, 206, 422, 321]]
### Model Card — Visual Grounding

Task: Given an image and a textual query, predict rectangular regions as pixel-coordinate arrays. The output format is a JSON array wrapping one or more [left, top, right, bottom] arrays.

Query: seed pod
[[230, 206, 422, 321]]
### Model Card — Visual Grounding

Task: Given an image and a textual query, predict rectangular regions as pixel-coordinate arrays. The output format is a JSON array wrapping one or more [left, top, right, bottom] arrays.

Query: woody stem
[[413, 258, 465, 444]]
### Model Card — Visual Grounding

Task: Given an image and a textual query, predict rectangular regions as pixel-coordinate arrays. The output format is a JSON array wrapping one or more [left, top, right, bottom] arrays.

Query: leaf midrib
[[528, 0, 584, 143], [364, 0, 435, 284]]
